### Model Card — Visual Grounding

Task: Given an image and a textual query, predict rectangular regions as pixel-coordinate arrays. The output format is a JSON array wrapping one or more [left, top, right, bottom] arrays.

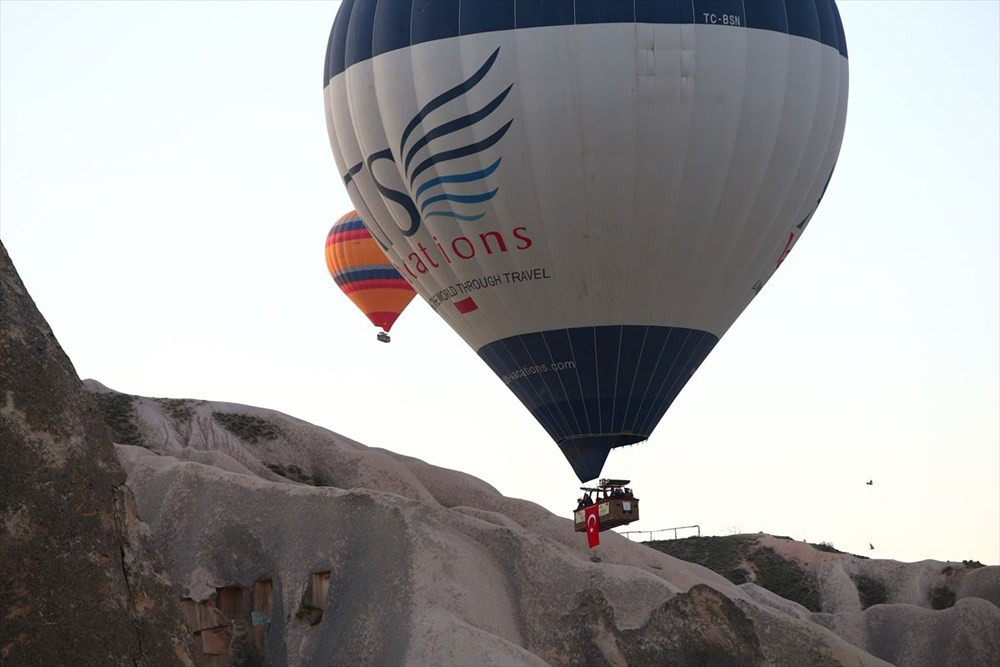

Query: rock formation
[[4, 235, 996, 667], [648, 530, 1000, 666], [96, 385, 999, 666], [96, 385, 897, 666], [0, 242, 191, 666]]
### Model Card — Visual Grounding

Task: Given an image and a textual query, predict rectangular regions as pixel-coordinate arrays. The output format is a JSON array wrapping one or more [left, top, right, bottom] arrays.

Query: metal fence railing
[[619, 524, 701, 541]]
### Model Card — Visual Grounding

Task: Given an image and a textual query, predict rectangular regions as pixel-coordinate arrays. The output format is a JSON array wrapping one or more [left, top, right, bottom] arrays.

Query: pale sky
[[2, 1, 997, 565]]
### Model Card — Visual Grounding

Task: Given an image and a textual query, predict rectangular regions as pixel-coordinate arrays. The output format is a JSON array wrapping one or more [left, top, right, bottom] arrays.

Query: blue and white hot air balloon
[[324, 0, 849, 482]]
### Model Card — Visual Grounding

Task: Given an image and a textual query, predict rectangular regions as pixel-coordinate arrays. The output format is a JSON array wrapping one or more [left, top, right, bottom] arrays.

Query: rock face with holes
[[0, 242, 191, 666], [102, 388, 1000, 667], [101, 384, 898, 667]]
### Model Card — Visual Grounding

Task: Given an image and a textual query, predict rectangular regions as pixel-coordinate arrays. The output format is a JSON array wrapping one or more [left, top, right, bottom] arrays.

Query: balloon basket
[[573, 479, 639, 532], [376, 332, 390, 343]]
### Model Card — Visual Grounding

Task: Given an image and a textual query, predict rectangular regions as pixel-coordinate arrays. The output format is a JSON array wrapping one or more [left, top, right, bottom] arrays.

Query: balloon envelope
[[325, 210, 416, 333], [324, 1, 849, 481]]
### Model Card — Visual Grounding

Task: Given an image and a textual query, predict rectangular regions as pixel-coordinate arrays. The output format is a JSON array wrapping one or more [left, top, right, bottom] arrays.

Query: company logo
[[343, 47, 512, 240]]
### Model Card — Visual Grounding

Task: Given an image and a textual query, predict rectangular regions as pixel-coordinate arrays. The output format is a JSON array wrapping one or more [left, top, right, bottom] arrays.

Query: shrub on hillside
[[264, 462, 329, 487], [93, 392, 145, 448], [158, 397, 195, 422], [646, 536, 822, 611], [213, 412, 281, 443], [930, 586, 956, 610], [852, 574, 888, 609], [810, 541, 842, 554], [645, 535, 754, 580], [748, 547, 821, 612]]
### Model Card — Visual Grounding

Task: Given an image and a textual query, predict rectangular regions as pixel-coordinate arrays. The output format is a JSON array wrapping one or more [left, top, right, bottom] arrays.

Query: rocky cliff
[[92, 385, 999, 667], [0, 242, 191, 666], [86, 382, 903, 666]]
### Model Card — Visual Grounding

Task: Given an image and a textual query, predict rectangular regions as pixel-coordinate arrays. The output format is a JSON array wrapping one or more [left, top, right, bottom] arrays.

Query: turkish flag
[[585, 505, 600, 548]]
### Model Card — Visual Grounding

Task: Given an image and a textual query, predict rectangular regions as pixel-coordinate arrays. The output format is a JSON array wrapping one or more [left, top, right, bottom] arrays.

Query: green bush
[[264, 462, 329, 487], [213, 412, 281, 443], [726, 568, 751, 585], [92, 392, 145, 448], [748, 547, 821, 612], [929, 586, 956, 610], [645, 535, 753, 577], [810, 541, 842, 554], [853, 575, 888, 609], [645, 536, 822, 611], [157, 398, 194, 422]]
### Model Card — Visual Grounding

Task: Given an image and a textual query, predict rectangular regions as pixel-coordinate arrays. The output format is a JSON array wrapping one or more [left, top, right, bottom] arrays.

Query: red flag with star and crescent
[[585, 505, 600, 548]]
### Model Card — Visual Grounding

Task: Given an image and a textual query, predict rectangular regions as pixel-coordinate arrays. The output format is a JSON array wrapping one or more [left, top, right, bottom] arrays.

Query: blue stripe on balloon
[[476, 324, 719, 481], [333, 218, 367, 232], [411, 0, 460, 47], [409, 120, 512, 186], [344, 0, 376, 70], [403, 85, 512, 176], [398, 47, 500, 156], [419, 188, 498, 212], [326, 0, 848, 82], [424, 210, 485, 221], [415, 158, 502, 201], [333, 266, 402, 286]]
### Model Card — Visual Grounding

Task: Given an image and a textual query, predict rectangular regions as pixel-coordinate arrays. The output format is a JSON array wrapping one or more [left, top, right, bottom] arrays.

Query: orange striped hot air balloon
[[325, 210, 416, 342]]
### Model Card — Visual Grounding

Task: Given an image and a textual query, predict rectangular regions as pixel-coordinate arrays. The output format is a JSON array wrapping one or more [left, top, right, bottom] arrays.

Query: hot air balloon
[[324, 1, 849, 481], [325, 210, 416, 342]]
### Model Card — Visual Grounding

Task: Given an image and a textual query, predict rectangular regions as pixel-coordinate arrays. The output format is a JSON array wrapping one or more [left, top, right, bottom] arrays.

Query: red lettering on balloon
[[451, 236, 476, 259], [513, 226, 533, 250], [478, 230, 507, 254], [397, 226, 534, 276]]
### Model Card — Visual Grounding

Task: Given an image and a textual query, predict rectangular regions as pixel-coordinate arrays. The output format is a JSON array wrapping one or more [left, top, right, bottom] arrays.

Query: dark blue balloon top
[[326, 0, 848, 84]]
